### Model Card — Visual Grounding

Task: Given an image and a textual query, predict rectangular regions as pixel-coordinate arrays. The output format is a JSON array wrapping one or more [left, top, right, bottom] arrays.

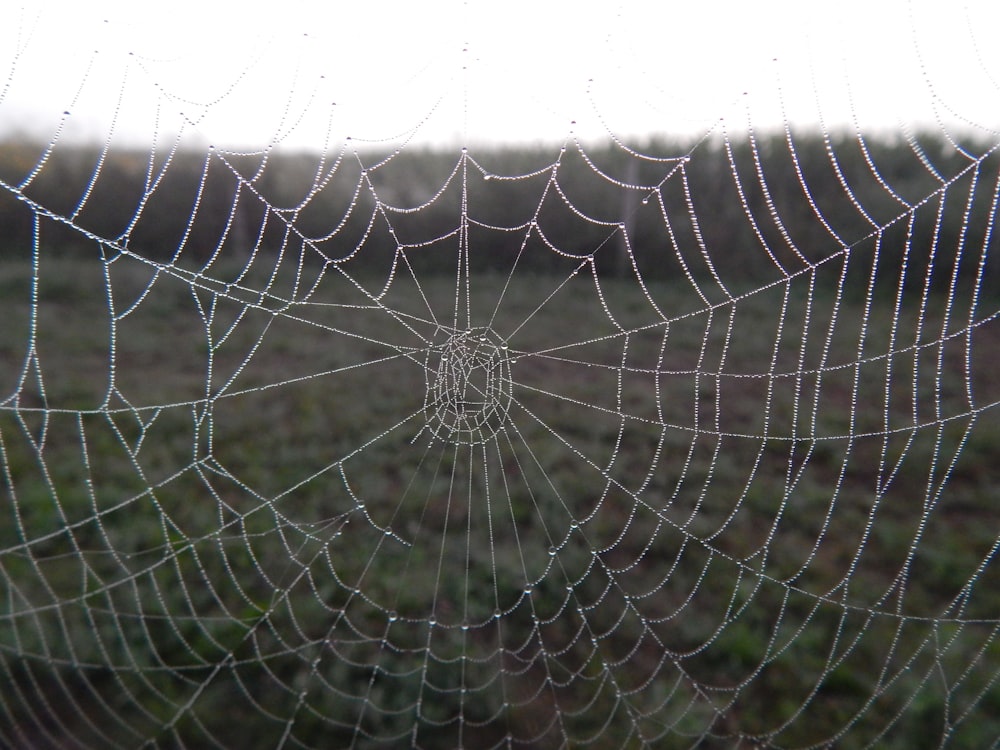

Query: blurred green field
[[2, 254, 1000, 748]]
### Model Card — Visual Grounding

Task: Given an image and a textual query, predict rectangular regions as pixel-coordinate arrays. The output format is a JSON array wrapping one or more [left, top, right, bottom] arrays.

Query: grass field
[[2, 253, 1000, 748]]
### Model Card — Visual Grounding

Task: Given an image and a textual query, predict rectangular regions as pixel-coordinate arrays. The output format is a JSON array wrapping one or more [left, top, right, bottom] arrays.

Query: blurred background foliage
[[1, 131, 996, 295]]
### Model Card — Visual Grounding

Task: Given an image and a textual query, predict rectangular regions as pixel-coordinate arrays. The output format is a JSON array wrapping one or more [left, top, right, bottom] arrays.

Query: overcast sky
[[2, 0, 998, 151]]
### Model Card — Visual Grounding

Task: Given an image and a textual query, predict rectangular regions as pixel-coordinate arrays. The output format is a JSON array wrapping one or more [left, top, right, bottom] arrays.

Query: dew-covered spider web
[[2, 2, 1000, 748]]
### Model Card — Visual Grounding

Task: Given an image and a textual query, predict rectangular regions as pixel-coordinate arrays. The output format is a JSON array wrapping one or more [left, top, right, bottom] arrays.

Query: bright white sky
[[1, 0, 998, 150]]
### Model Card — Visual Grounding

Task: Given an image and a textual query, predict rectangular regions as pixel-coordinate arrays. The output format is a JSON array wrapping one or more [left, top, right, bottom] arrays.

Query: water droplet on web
[[388, 611, 398, 622], [493, 608, 502, 619], [548, 546, 557, 556], [483, 174, 493, 181], [641, 197, 649, 205]]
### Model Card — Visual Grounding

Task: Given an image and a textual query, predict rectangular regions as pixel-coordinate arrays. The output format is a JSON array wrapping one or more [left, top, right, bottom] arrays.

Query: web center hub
[[424, 327, 513, 445]]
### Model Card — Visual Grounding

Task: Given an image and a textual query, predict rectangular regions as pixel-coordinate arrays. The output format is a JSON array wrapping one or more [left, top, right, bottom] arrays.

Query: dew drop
[[641, 197, 649, 205], [483, 174, 493, 181], [388, 610, 398, 622], [548, 546, 557, 556], [494, 608, 502, 619]]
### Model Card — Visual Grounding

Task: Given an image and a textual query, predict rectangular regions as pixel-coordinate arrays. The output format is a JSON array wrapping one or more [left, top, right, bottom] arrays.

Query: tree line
[[0, 130, 996, 292]]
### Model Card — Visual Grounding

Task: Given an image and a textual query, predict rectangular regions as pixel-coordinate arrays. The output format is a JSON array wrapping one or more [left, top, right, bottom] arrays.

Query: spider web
[[2, 3, 1000, 749]]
